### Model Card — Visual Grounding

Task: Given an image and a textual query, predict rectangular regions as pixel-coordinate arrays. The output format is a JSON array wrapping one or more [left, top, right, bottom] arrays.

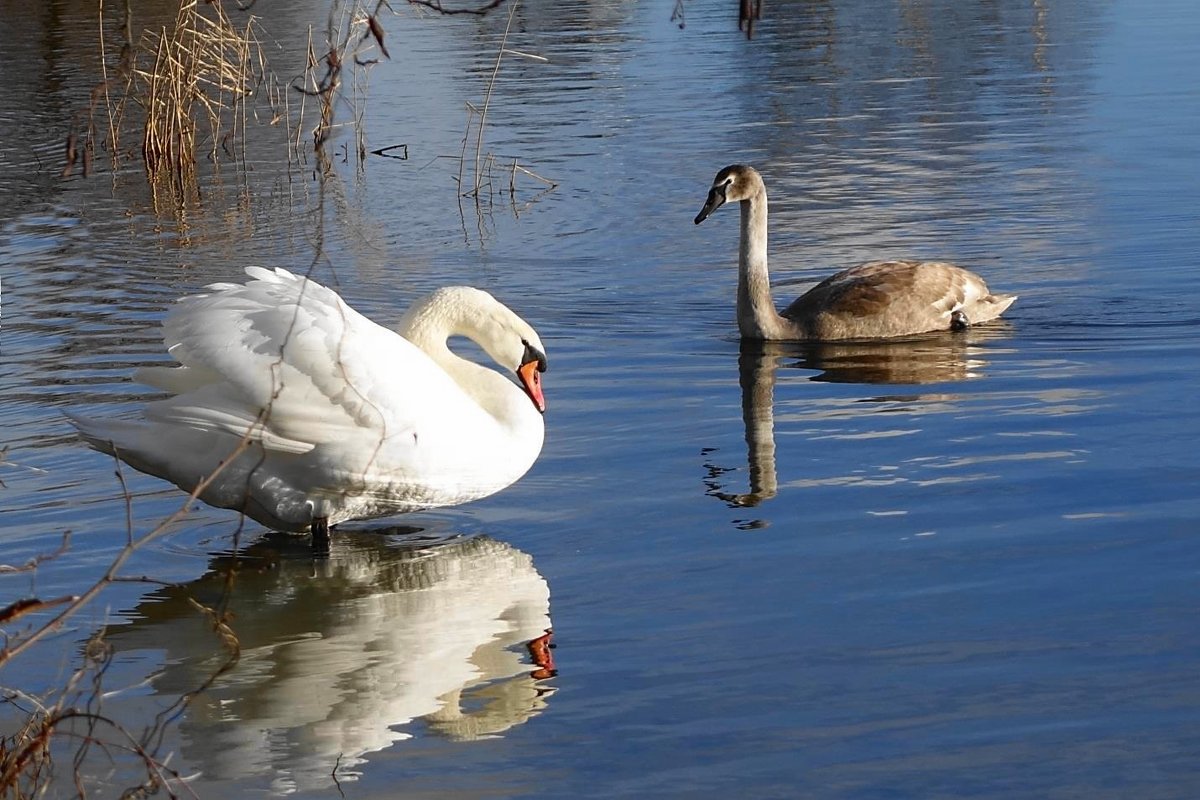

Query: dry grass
[[75, 0, 269, 198], [0, 627, 223, 799], [135, 0, 265, 189], [79, 0, 547, 194], [291, 0, 395, 173]]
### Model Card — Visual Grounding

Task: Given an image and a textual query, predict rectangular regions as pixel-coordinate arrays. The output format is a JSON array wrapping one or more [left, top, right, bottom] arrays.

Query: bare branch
[[0, 532, 71, 574], [0, 434, 252, 669], [0, 595, 80, 626]]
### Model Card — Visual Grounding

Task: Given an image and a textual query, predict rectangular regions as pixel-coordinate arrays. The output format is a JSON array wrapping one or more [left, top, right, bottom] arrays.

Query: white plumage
[[70, 267, 548, 538]]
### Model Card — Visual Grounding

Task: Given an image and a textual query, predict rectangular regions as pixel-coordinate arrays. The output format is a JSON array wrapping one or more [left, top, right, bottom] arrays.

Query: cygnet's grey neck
[[737, 189, 792, 340]]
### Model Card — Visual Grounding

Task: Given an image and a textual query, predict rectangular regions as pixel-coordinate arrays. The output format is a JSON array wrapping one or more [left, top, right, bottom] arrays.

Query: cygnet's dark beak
[[694, 184, 727, 224]]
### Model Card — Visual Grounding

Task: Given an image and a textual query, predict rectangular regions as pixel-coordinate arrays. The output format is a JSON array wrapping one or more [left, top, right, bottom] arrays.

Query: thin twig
[[472, 0, 519, 194], [0, 436, 252, 668], [0, 533, 71, 574]]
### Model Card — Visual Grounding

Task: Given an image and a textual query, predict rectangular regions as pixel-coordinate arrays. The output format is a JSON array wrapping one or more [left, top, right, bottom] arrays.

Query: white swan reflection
[[108, 531, 555, 791], [703, 330, 1010, 520]]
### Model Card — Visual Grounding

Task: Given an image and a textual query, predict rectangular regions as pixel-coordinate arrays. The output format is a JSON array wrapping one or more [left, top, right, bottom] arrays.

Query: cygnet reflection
[[106, 531, 555, 792], [783, 324, 1012, 385], [703, 328, 1011, 520]]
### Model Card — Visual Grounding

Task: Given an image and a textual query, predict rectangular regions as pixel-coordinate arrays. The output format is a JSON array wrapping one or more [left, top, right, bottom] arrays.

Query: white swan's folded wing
[[138, 267, 470, 451]]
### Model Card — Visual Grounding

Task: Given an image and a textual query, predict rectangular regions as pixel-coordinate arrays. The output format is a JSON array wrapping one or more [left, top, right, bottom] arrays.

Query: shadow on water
[[702, 325, 1014, 523], [102, 530, 555, 792]]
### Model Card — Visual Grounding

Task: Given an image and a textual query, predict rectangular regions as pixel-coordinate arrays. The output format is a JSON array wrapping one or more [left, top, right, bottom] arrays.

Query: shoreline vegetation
[[63, 0, 556, 212]]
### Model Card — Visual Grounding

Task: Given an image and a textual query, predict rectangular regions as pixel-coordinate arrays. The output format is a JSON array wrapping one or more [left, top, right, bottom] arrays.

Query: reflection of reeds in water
[[738, 0, 763, 38]]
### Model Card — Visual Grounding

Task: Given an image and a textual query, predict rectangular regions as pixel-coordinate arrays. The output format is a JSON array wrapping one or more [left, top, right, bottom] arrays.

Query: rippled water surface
[[2, 0, 1199, 797]]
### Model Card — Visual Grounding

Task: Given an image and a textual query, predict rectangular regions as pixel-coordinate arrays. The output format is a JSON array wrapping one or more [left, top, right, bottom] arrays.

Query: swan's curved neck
[[403, 314, 538, 437], [738, 188, 790, 340]]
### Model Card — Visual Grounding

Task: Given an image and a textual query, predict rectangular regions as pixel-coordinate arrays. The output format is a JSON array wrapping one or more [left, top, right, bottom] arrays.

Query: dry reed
[[135, 0, 264, 189], [78, 0, 269, 197], [457, 0, 556, 207]]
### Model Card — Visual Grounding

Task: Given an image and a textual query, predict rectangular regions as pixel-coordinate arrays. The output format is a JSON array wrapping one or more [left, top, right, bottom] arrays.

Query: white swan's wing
[[139, 267, 470, 452]]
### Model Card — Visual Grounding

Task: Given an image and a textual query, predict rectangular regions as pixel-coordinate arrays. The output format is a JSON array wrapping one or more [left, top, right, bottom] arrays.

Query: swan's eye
[[521, 339, 548, 373]]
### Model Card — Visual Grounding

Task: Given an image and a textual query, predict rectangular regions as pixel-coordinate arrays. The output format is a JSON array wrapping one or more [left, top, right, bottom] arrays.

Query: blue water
[[2, 0, 1199, 797]]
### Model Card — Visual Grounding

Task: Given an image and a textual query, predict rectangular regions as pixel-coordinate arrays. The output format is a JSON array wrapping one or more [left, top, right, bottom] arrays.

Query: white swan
[[694, 164, 1017, 340], [69, 267, 548, 547]]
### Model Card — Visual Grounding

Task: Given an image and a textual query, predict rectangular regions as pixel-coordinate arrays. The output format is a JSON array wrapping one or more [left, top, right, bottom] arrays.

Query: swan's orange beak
[[518, 360, 546, 414]]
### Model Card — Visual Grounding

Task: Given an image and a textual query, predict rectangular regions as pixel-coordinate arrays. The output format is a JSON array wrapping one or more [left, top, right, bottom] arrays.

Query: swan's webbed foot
[[950, 310, 970, 332], [311, 516, 331, 556]]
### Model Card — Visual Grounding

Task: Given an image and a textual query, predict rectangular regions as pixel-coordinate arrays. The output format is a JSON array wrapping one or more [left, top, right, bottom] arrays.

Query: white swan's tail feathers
[[65, 414, 177, 484], [66, 412, 132, 457]]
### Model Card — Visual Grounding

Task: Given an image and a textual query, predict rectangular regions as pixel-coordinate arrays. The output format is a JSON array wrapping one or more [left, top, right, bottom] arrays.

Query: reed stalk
[[457, 0, 555, 201], [135, 1, 262, 184]]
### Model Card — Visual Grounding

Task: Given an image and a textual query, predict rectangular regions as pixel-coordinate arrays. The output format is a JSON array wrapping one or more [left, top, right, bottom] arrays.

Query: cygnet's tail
[[970, 293, 1018, 325]]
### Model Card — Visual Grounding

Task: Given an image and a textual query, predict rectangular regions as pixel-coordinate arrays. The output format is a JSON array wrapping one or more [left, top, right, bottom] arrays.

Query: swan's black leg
[[950, 310, 970, 331], [311, 516, 331, 555]]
